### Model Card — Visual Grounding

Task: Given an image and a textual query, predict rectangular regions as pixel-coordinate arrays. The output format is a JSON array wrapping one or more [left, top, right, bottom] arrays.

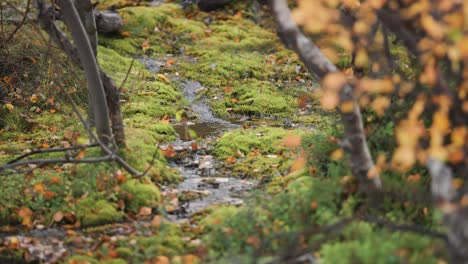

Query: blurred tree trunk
[[37, 0, 126, 146], [59, 0, 112, 146]]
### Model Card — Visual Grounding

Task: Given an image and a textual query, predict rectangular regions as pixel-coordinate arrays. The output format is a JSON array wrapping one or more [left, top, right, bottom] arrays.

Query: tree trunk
[[36, 0, 126, 146], [59, 0, 112, 146]]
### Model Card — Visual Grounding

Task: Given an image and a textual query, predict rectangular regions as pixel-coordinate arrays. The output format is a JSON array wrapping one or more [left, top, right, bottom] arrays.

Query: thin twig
[[0, 155, 114, 171], [119, 57, 135, 91], [362, 214, 448, 241], [0, 0, 31, 48], [61, 85, 142, 176], [7, 143, 99, 164]]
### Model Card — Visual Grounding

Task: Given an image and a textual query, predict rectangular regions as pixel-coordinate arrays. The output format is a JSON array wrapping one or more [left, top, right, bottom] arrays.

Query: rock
[[197, 0, 234, 11]]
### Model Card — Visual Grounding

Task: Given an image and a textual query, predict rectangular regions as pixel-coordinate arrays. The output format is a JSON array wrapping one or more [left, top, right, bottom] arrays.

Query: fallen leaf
[[191, 142, 198, 151], [283, 134, 302, 148], [18, 207, 33, 218], [151, 215, 163, 227], [53, 211, 64, 222], [121, 31, 131, 37], [50, 176, 61, 184], [226, 156, 237, 164], [33, 183, 45, 194], [246, 235, 260, 247], [157, 73, 170, 83], [139, 206, 152, 216], [156, 256, 170, 264], [5, 103, 14, 112], [330, 149, 344, 161]]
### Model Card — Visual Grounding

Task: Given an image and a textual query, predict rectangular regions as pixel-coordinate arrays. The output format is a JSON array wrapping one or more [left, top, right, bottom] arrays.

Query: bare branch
[[6, 143, 99, 164], [0, 155, 114, 172], [0, 0, 31, 48]]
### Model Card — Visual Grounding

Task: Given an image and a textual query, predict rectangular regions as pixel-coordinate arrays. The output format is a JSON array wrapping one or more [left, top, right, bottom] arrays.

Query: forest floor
[[0, 1, 446, 263]]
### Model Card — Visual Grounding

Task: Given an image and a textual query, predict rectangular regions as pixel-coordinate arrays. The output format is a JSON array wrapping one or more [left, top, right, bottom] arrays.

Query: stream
[[0, 61, 259, 263], [161, 79, 256, 219]]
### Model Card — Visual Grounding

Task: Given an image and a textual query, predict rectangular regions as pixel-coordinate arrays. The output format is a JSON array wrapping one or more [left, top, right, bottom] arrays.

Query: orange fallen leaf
[[139, 206, 152, 216], [226, 156, 237, 164], [156, 256, 170, 264], [283, 134, 302, 148], [121, 31, 131, 37], [151, 215, 163, 227], [33, 183, 45, 194], [224, 86, 233, 93], [75, 150, 86, 159], [246, 235, 260, 247], [18, 207, 33, 218], [160, 145, 175, 157], [407, 173, 421, 183], [43, 191, 57, 199], [165, 59, 176, 67], [191, 142, 198, 151], [310, 201, 318, 209], [50, 176, 61, 184]]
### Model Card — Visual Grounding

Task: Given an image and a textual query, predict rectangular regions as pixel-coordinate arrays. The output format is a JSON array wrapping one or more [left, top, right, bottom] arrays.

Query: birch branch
[[271, 0, 381, 192]]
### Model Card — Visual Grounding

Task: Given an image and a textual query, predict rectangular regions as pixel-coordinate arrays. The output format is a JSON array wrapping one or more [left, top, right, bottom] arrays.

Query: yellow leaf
[[421, 15, 445, 39], [354, 49, 368, 68], [33, 183, 45, 194], [30, 94, 38, 103], [5, 103, 14, 112], [330, 149, 344, 161], [157, 74, 170, 83], [371, 96, 390, 116], [452, 178, 464, 189], [321, 91, 339, 110], [340, 100, 354, 113]]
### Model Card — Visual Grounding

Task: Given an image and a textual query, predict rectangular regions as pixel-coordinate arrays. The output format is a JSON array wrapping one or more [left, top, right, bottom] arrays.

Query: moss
[[199, 205, 240, 232], [120, 179, 161, 213], [214, 127, 306, 159], [124, 114, 177, 142], [66, 255, 99, 264], [101, 259, 128, 264], [121, 128, 181, 183], [76, 197, 124, 227], [116, 222, 187, 259], [320, 222, 441, 264]]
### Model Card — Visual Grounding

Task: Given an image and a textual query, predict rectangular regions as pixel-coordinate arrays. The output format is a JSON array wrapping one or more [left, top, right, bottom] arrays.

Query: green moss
[[101, 259, 128, 264], [121, 128, 180, 183], [116, 222, 187, 259], [120, 179, 161, 213], [200, 206, 240, 232], [66, 255, 99, 264], [320, 222, 441, 264], [76, 197, 124, 227], [214, 127, 305, 159]]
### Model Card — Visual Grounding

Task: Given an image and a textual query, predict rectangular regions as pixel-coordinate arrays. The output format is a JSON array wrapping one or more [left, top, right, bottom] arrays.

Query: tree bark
[[270, 0, 381, 193], [74, 0, 98, 55], [36, 1, 126, 146], [58, 0, 112, 146]]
